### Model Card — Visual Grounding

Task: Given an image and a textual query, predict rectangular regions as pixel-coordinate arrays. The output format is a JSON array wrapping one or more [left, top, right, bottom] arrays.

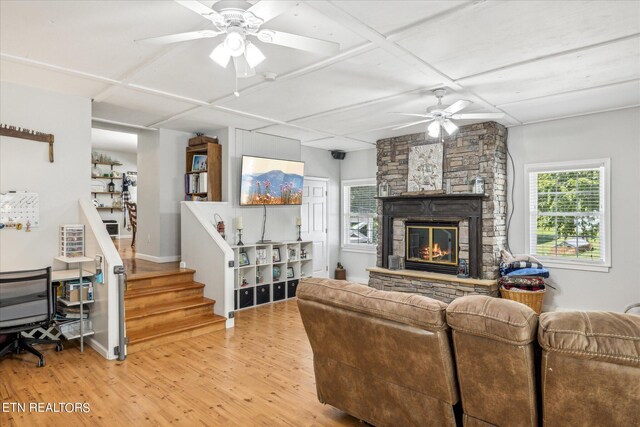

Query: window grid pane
[[530, 167, 604, 263], [345, 184, 378, 247]]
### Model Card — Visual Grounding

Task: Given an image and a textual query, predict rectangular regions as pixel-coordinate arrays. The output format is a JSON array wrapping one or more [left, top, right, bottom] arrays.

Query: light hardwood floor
[[0, 300, 359, 426], [115, 237, 182, 277]]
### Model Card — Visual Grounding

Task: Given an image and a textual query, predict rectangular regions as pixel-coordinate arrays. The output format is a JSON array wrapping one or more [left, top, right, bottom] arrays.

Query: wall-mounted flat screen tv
[[240, 156, 305, 206]]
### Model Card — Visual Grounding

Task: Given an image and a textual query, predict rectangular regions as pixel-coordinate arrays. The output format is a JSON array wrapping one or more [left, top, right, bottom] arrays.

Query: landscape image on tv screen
[[240, 156, 305, 205]]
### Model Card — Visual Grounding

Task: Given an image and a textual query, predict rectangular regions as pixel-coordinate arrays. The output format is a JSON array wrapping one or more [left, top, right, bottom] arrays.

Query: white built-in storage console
[[232, 241, 313, 310]]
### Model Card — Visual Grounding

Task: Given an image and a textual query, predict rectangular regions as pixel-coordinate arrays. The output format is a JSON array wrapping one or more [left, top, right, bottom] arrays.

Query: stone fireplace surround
[[368, 122, 507, 303]]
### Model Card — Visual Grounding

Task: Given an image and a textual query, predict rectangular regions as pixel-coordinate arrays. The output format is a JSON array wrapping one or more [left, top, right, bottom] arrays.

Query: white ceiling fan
[[391, 89, 505, 138], [137, 0, 340, 78]]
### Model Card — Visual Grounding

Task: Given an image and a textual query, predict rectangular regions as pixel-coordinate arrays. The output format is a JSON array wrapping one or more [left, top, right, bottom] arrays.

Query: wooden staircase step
[[126, 269, 195, 290], [125, 297, 216, 331], [125, 282, 205, 310], [126, 313, 226, 354]]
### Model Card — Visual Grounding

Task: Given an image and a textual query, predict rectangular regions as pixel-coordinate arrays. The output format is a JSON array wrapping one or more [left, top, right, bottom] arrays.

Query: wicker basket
[[500, 288, 545, 314]]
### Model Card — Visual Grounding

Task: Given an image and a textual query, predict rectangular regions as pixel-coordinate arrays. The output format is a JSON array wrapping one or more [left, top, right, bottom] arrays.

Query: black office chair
[[0, 267, 63, 367]]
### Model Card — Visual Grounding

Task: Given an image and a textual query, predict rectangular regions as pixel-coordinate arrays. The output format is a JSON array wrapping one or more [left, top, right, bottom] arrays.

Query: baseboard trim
[[135, 253, 181, 263], [346, 276, 369, 285], [85, 337, 115, 360]]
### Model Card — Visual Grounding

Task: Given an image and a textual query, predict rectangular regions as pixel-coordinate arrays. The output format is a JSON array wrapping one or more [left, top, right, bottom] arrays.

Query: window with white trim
[[342, 179, 378, 251], [525, 159, 610, 270]]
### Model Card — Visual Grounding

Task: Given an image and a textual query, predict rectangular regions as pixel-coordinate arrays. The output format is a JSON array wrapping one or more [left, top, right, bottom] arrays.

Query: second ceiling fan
[[137, 0, 340, 78], [392, 89, 505, 138]]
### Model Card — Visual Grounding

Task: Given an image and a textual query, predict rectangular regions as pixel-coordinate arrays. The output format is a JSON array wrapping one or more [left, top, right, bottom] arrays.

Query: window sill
[[537, 258, 610, 273], [341, 246, 377, 255]]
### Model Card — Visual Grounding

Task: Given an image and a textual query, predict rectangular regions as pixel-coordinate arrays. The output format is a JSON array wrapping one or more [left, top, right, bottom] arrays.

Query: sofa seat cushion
[[446, 295, 538, 345], [298, 278, 448, 331], [539, 311, 640, 367]]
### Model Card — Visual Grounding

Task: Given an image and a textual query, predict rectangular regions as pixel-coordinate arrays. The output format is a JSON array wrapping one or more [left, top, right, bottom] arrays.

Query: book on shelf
[[185, 171, 208, 195]]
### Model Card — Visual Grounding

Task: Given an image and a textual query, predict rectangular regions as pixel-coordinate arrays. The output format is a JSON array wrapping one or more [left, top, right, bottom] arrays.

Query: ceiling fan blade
[[245, 1, 297, 24], [255, 30, 339, 56], [174, 0, 224, 23], [451, 113, 505, 120], [136, 30, 223, 44], [389, 112, 434, 118], [442, 119, 458, 135], [443, 100, 472, 115], [392, 119, 432, 131]]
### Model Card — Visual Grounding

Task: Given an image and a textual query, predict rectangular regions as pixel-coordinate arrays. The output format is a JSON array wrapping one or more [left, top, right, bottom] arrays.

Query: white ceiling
[[1, 1, 639, 152], [91, 128, 138, 154]]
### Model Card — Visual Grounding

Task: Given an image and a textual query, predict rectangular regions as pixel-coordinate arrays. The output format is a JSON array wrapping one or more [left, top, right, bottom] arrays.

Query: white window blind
[[343, 180, 378, 251], [526, 159, 609, 269]]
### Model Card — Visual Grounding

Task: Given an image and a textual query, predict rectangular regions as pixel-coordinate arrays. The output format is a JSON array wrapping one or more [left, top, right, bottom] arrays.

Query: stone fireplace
[[368, 121, 507, 303]]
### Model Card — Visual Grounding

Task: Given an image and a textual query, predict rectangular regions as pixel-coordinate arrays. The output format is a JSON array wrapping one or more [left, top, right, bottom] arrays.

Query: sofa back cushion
[[447, 295, 539, 427], [297, 278, 459, 427], [538, 311, 640, 426]]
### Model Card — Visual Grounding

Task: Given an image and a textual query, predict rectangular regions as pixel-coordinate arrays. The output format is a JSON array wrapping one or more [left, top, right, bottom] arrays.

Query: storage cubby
[[231, 241, 313, 311]]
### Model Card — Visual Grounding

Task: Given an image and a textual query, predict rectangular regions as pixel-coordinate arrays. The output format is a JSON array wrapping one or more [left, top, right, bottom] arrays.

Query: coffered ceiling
[[1, 1, 639, 151]]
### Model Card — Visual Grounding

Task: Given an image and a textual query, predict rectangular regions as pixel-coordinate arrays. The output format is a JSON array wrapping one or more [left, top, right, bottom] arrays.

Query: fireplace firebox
[[405, 221, 459, 274]]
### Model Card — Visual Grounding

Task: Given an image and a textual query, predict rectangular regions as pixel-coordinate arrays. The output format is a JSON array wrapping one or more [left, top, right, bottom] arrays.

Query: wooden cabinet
[[185, 140, 222, 201]]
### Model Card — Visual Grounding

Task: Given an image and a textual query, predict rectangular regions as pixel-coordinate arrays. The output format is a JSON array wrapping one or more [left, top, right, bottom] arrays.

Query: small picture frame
[[256, 248, 268, 265], [239, 252, 250, 267], [191, 155, 207, 172], [273, 247, 281, 263], [286, 267, 294, 279], [288, 248, 297, 261]]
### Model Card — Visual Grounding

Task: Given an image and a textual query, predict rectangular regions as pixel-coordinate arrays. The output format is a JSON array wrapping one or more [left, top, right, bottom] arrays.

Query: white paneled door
[[301, 178, 328, 278]]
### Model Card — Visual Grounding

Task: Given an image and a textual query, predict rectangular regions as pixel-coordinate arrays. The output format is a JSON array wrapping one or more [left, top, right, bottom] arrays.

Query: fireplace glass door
[[406, 223, 458, 266]]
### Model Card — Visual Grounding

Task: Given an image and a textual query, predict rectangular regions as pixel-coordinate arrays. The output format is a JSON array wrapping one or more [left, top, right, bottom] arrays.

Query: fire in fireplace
[[405, 221, 459, 274]]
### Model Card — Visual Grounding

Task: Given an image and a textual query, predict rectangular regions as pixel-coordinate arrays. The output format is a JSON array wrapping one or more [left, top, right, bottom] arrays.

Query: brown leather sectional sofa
[[297, 278, 640, 427]]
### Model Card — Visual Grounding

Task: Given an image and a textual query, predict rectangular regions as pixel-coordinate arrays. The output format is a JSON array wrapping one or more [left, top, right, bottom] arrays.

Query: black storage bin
[[273, 282, 286, 301], [256, 284, 270, 305], [287, 279, 299, 298], [239, 288, 254, 309], [234, 290, 238, 311], [103, 220, 118, 237]]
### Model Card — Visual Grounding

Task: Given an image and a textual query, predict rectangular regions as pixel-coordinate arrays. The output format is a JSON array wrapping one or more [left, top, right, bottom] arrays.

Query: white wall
[[507, 108, 640, 312], [339, 148, 378, 284], [136, 128, 187, 261], [225, 129, 302, 243], [0, 82, 91, 271], [301, 146, 341, 272], [91, 148, 137, 237]]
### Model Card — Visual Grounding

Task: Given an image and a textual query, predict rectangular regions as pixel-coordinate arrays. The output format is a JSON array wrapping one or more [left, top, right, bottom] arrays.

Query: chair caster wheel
[[37, 359, 45, 368], [56, 343, 64, 352]]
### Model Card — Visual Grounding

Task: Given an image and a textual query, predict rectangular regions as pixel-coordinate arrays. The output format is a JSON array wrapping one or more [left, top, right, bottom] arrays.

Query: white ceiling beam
[[519, 104, 640, 126], [456, 33, 640, 82], [92, 34, 203, 103], [0, 52, 120, 85], [308, 1, 522, 126], [495, 78, 640, 107], [252, 86, 436, 133]]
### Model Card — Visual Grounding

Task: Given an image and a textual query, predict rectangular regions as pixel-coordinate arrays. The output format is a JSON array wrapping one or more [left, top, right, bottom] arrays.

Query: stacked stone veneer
[[375, 121, 508, 280], [369, 272, 499, 303]]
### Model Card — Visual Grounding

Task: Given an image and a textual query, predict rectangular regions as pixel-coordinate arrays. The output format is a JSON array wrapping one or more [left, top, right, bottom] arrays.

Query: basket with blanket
[[498, 250, 552, 314]]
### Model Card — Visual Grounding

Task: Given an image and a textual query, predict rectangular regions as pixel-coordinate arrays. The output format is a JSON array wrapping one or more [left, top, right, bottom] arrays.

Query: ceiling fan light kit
[[139, 1, 340, 79], [392, 88, 505, 138]]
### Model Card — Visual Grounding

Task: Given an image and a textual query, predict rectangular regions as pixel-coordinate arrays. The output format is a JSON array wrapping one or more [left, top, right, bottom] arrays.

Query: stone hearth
[[367, 267, 498, 303]]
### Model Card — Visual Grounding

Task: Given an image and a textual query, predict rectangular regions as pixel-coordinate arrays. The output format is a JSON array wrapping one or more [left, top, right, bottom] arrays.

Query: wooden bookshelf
[[185, 139, 221, 201]]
